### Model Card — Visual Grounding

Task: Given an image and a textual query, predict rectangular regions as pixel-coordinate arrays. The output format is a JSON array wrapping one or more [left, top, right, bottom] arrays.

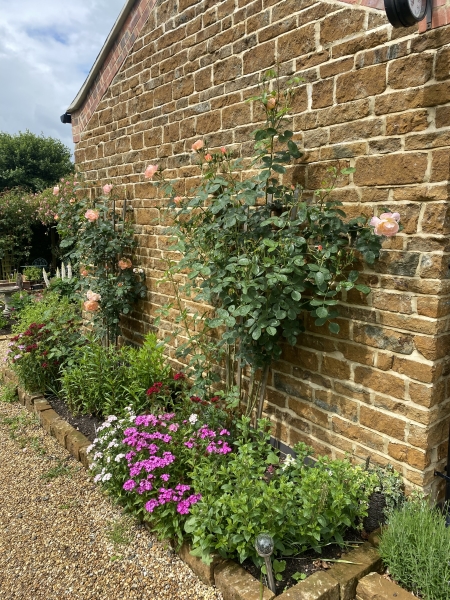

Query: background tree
[[0, 130, 73, 192]]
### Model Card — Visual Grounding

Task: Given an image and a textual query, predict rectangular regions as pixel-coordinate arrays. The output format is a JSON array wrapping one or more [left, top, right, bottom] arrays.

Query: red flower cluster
[[146, 382, 163, 396], [173, 372, 186, 381]]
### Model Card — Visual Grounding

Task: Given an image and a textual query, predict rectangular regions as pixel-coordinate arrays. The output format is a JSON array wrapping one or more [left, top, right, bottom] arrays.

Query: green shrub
[[378, 496, 450, 600], [8, 292, 84, 393], [23, 266, 43, 281], [9, 290, 34, 316], [186, 417, 376, 565], [60, 333, 170, 417]]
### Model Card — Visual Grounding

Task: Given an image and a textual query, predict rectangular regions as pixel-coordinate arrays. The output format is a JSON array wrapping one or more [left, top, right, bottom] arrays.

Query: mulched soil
[[243, 532, 365, 595], [46, 394, 102, 442]]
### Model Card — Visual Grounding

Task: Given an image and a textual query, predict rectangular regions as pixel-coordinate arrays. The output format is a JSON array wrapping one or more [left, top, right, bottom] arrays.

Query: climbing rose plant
[[148, 69, 400, 413], [55, 180, 146, 343]]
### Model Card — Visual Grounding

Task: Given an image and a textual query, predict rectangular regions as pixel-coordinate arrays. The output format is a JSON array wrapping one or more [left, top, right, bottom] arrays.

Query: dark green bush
[[378, 496, 450, 600]]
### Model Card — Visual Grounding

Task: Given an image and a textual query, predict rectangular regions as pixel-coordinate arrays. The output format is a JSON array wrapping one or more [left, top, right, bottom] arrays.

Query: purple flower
[[123, 479, 136, 491], [145, 499, 159, 513]]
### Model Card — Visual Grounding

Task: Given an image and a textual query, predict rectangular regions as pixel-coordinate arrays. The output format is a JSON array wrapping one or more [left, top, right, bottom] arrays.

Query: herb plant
[[379, 496, 450, 600]]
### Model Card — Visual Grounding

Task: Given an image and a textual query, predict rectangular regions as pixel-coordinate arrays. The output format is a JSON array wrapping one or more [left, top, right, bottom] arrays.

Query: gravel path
[[0, 396, 222, 599]]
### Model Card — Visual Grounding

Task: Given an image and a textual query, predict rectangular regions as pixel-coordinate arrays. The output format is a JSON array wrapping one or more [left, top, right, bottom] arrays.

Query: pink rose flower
[[86, 290, 101, 302], [205, 153, 213, 162], [370, 212, 400, 237], [220, 147, 226, 154], [53, 186, 60, 195], [267, 96, 277, 109], [118, 258, 132, 270], [69, 198, 76, 204], [174, 196, 182, 205], [191, 139, 204, 152], [85, 209, 99, 222], [54, 215, 59, 220], [80, 269, 89, 277], [83, 300, 99, 312], [103, 184, 113, 195], [144, 164, 158, 179]]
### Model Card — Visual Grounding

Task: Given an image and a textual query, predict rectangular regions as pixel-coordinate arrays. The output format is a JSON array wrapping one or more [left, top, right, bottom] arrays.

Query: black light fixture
[[60, 113, 72, 124]]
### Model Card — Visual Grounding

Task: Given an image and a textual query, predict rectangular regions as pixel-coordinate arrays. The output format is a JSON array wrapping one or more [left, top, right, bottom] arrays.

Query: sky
[[0, 0, 126, 153]]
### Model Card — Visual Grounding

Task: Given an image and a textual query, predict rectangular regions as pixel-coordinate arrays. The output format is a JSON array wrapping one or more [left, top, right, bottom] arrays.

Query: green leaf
[[314, 271, 325, 286], [291, 290, 301, 301], [271, 163, 286, 174], [316, 306, 328, 319], [266, 326, 277, 336], [252, 328, 262, 340], [355, 284, 371, 294], [328, 322, 340, 334]]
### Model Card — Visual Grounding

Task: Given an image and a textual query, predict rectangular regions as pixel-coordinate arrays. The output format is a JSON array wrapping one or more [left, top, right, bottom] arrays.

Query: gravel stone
[[0, 399, 223, 600]]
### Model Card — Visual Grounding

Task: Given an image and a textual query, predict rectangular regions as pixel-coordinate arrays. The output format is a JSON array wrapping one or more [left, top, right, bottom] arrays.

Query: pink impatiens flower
[[370, 212, 400, 237], [191, 139, 204, 152], [85, 209, 99, 222], [144, 164, 158, 179]]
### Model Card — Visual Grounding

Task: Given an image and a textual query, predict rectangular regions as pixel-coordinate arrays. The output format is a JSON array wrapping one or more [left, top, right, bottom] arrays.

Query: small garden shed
[[66, 0, 450, 498]]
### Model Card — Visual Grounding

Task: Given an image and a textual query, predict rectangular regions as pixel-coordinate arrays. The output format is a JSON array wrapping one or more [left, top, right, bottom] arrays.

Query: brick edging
[[1, 366, 409, 600]]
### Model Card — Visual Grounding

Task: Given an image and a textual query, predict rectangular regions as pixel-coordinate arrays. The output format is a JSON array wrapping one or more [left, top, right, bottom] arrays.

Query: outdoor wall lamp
[[60, 113, 72, 124]]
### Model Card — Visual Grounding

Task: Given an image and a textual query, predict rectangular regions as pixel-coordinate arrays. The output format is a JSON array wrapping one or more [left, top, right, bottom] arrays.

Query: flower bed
[[4, 369, 420, 600]]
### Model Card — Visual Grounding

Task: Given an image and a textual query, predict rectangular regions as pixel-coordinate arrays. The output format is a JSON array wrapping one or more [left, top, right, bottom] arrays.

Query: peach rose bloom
[[53, 186, 60, 195], [69, 198, 76, 204], [103, 184, 113, 195], [220, 147, 226, 154], [191, 139, 204, 152], [205, 153, 213, 162], [370, 212, 400, 237], [85, 209, 100, 222], [80, 269, 89, 277], [84, 300, 100, 312], [86, 290, 101, 302], [174, 196, 182, 205], [267, 97, 277, 109], [118, 258, 132, 270], [144, 164, 158, 179]]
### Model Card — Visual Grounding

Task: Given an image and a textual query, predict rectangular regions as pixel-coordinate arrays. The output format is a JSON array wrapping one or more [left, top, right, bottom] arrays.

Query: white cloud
[[0, 0, 126, 153]]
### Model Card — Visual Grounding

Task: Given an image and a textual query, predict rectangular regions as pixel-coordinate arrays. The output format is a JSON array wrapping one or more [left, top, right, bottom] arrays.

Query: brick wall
[[72, 0, 450, 497]]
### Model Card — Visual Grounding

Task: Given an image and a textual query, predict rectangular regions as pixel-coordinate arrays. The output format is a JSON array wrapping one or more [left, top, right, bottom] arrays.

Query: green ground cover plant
[[186, 417, 376, 566], [378, 496, 450, 600]]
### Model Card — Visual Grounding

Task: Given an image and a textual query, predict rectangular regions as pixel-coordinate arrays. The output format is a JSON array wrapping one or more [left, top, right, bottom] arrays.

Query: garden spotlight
[[255, 533, 276, 593]]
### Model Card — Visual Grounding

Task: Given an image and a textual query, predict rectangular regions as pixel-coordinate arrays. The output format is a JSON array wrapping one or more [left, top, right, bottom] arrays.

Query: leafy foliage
[[60, 333, 170, 417], [56, 183, 146, 342], [8, 292, 84, 393], [379, 496, 450, 600], [152, 69, 384, 407], [0, 188, 38, 264], [186, 417, 376, 565], [0, 130, 73, 193]]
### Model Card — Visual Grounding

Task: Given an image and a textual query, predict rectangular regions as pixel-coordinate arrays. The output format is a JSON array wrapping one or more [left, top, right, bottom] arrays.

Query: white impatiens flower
[[281, 454, 296, 471], [86, 444, 95, 454], [115, 454, 126, 462], [93, 474, 102, 483], [189, 414, 198, 424], [102, 473, 112, 481], [93, 452, 103, 460]]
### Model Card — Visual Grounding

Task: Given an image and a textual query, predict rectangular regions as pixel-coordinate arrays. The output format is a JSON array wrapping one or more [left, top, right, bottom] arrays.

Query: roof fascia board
[[67, 0, 137, 113]]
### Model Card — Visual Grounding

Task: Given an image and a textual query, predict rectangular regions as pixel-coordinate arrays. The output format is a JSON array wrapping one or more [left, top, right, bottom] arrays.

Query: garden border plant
[[148, 68, 402, 416]]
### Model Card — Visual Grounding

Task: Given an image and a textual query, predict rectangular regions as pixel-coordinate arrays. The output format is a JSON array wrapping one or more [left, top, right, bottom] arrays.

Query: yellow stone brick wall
[[72, 0, 450, 497]]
